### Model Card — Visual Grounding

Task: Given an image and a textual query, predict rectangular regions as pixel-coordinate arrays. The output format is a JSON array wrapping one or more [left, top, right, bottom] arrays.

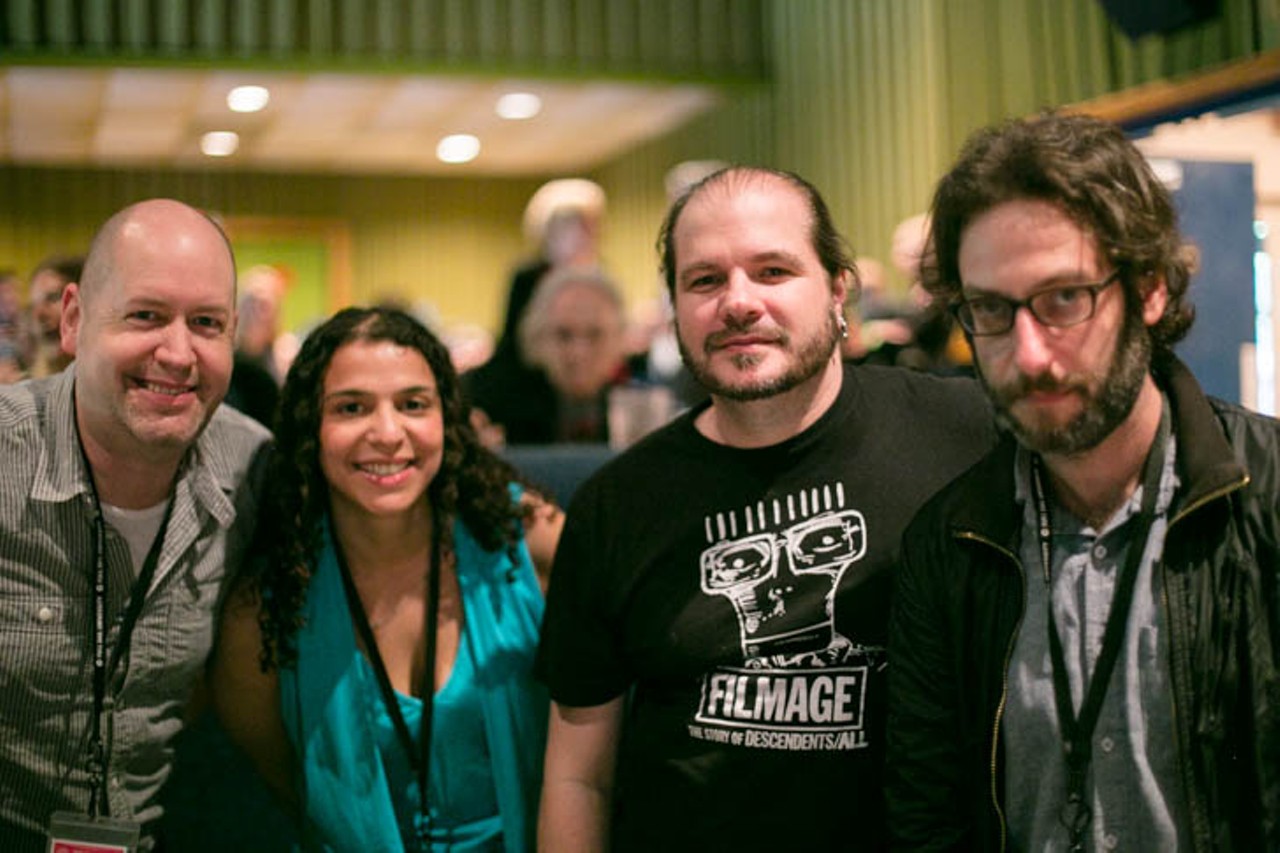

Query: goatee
[[677, 310, 841, 402]]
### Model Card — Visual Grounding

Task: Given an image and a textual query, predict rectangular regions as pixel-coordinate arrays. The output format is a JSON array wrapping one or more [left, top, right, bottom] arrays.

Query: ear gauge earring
[[837, 312, 850, 339]]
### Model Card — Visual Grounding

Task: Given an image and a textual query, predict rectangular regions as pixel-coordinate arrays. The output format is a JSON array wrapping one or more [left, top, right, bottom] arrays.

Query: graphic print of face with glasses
[[700, 484, 866, 666]]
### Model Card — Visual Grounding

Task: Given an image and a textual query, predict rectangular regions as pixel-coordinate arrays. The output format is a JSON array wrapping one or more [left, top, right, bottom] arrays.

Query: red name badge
[[46, 811, 139, 853]]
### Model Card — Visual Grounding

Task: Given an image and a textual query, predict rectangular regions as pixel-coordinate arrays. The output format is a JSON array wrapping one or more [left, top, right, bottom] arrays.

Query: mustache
[[704, 322, 787, 353], [994, 371, 1086, 403]]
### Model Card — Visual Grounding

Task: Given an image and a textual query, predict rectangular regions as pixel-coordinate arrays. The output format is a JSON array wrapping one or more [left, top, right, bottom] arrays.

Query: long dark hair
[[255, 305, 529, 668]]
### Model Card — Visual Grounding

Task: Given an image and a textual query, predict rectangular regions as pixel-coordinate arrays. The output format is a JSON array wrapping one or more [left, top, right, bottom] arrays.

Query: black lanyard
[[74, 407, 175, 819], [334, 512, 442, 849], [1029, 404, 1169, 852]]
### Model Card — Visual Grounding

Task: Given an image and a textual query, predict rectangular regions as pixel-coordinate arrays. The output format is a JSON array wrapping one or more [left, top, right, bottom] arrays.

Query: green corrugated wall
[[2, 0, 767, 80], [0, 165, 544, 334], [768, 0, 1280, 289]]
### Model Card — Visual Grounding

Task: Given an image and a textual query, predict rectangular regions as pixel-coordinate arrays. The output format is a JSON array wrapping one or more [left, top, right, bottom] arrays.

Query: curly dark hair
[[657, 165, 859, 298], [923, 112, 1196, 355], [254, 305, 530, 669]]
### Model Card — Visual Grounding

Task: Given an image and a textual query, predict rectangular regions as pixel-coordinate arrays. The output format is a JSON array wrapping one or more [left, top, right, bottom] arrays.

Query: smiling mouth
[[135, 378, 195, 397], [356, 461, 413, 476]]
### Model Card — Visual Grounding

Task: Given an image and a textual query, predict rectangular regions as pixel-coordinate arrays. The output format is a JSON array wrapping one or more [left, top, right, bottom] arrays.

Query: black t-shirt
[[537, 363, 997, 851]]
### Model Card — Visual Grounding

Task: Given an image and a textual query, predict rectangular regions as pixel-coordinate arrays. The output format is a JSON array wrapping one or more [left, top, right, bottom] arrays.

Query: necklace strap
[[335, 507, 443, 847], [73, 388, 175, 818], [1030, 400, 1171, 850]]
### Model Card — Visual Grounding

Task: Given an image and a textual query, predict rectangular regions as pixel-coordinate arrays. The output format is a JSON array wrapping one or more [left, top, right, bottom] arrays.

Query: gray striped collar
[[29, 365, 239, 528]]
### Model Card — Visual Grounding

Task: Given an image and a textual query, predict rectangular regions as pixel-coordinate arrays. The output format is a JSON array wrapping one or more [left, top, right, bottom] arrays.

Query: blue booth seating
[[501, 443, 615, 506]]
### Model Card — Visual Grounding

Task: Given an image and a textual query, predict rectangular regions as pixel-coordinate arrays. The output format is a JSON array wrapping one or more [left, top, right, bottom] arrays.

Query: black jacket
[[886, 354, 1280, 851]]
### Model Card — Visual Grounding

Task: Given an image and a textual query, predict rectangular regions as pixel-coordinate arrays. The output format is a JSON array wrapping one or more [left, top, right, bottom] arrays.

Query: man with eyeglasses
[[885, 112, 1280, 852]]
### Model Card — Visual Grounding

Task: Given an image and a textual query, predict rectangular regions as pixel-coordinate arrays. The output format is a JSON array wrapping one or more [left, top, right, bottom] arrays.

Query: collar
[[1013, 394, 1180, 535], [29, 366, 92, 505], [1154, 352, 1248, 513], [28, 365, 239, 529], [949, 353, 1245, 547]]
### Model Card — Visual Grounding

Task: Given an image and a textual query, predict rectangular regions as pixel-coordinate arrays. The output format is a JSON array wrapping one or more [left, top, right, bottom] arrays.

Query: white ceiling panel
[[0, 66, 719, 176], [371, 78, 483, 131], [94, 113, 186, 159], [102, 69, 202, 111]]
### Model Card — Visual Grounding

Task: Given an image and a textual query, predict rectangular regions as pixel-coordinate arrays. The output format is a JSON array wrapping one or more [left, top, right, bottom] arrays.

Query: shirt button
[[1100, 736, 1115, 752], [1103, 832, 1119, 849], [1093, 545, 1108, 559], [35, 606, 54, 624]]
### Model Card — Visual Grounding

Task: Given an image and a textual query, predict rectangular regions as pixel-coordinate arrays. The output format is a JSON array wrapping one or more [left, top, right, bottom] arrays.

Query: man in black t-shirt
[[536, 166, 996, 851]]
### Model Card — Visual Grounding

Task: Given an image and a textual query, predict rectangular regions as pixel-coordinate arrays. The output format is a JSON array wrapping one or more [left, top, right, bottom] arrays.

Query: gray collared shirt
[[1003, 423, 1191, 852], [0, 367, 270, 850]]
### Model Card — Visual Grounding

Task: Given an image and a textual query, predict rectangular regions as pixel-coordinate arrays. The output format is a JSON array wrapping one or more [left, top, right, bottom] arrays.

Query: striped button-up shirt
[[0, 367, 270, 851]]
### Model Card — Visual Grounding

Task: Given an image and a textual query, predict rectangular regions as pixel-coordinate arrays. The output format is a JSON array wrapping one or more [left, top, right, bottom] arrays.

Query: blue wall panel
[[1167, 158, 1256, 403]]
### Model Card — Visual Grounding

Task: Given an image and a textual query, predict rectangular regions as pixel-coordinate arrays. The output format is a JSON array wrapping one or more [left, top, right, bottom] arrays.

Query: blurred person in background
[[224, 347, 280, 430], [0, 269, 24, 382], [464, 179, 607, 446], [235, 265, 292, 384], [510, 178, 607, 333], [25, 255, 84, 378], [225, 265, 292, 429], [0, 268, 21, 337], [471, 267, 629, 446], [213, 305, 561, 852], [840, 256, 915, 366], [892, 214, 974, 375]]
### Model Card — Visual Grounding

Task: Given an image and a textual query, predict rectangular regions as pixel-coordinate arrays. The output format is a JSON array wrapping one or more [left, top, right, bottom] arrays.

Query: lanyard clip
[[86, 738, 108, 817], [414, 812, 432, 851], [1059, 762, 1092, 850]]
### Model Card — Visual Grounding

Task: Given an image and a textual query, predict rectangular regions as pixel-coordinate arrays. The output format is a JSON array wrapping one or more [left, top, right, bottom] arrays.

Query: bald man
[[0, 199, 271, 851]]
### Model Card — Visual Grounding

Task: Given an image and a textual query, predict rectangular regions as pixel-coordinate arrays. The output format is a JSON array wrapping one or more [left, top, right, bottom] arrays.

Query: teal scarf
[[280, 498, 547, 852]]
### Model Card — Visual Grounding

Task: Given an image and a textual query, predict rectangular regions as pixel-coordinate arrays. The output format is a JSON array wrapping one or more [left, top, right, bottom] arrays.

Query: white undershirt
[[101, 500, 169, 576]]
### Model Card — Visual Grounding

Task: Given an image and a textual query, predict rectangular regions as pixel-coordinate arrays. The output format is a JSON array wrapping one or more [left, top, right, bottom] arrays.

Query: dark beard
[[978, 308, 1152, 456], [677, 310, 841, 402]]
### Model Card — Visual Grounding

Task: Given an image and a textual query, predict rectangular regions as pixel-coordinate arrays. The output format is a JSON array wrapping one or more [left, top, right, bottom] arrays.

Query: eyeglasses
[[951, 271, 1122, 337]]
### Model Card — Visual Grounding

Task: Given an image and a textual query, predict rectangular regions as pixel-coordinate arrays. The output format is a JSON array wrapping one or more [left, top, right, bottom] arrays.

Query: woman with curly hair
[[212, 305, 563, 851]]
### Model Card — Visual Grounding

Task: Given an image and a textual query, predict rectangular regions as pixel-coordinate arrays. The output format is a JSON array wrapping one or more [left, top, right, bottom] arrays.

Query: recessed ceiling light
[[227, 85, 270, 113], [437, 134, 480, 164], [495, 92, 541, 120], [201, 131, 239, 157]]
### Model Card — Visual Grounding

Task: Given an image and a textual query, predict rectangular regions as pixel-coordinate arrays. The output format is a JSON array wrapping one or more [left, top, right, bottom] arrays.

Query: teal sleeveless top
[[280, 491, 547, 852], [367, 624, 502, 849]]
